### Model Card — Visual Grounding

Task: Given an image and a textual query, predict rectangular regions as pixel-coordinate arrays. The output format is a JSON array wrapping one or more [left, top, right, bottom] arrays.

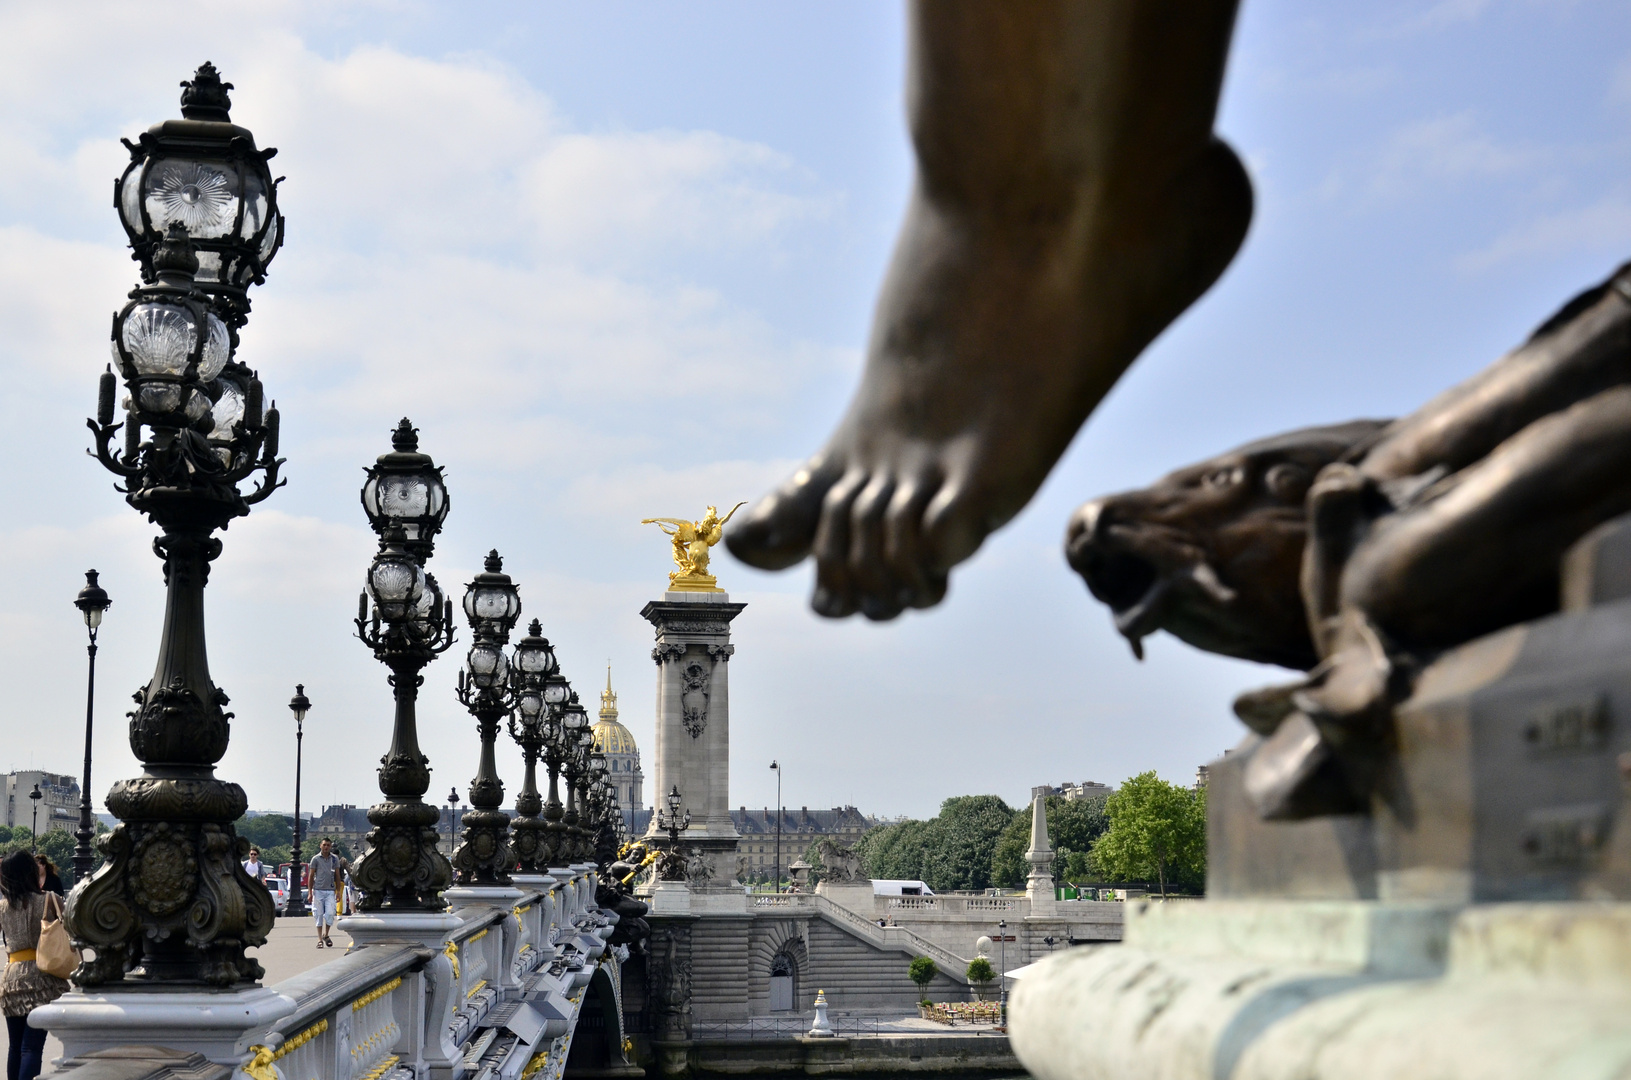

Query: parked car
[[264, 876, 290, 915]]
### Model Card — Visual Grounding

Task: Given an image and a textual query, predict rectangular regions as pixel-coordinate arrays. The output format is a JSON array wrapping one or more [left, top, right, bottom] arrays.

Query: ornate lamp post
[[70, 63, 285, 987], [508, 621, 559, 874], [452, 552, 521, 884], [653, 785, 691, 881], [559, 694, 591, 862], [29, 785, 42, 849], [445, 788, 461, 855], [285, 685, 310, 918], [72, 570, 112, 880], [538, 680, 572, 868], [353, 421, 456, 910], [770, 759, 782, 893]]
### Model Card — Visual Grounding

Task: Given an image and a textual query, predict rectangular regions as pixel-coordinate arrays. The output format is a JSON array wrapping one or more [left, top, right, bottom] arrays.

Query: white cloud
[[1366, 113, 1534, 200], [1456, 196, 1631, 271]]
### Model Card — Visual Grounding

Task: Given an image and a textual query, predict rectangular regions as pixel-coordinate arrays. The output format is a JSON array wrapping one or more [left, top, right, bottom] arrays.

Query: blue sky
[[1, 1, 1628, 821]]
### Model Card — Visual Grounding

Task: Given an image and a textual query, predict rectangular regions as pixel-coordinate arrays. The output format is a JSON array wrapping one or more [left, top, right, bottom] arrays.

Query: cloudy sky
[[2, 0, 1629, 822]]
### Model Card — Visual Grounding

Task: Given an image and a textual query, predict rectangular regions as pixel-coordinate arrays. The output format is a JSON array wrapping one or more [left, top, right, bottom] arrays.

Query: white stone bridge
[[37, 868, 633, 1080]]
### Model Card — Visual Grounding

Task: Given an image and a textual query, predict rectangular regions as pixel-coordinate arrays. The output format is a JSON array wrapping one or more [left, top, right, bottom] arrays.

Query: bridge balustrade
[[41, 867, 633, 1080]]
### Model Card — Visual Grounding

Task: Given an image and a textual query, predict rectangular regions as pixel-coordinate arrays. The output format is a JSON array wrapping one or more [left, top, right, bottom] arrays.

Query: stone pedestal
[[644, 881, 692, 916], [33, 986, 295, 1066], [1010, 899, 1631, 1079], [641, 591, 746, 889]]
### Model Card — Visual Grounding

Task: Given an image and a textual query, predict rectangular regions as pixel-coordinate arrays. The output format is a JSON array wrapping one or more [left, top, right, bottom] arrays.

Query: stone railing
[[40, 865, 629, 1080], [880, 895, 1026, 916]]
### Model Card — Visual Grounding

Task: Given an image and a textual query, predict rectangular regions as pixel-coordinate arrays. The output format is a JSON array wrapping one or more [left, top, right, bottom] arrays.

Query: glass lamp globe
[[467, 643, 510, 690], [360, 419, 450, 559], [366, 546, 425, 622], [512, 620, 557, 682], [517, 690, 544, 724], [463, 550, 521, 633], [114, 63, 283, 326]]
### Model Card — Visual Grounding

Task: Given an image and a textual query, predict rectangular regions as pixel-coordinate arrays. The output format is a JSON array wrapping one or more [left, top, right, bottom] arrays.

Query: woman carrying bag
[[0, 851, 69, 1080]]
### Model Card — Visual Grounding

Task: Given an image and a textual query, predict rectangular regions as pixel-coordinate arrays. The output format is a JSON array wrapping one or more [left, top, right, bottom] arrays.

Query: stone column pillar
[[1025, 787, 1057, 914], [642, 592, 745, 889], [644, 915, 695, 1077]]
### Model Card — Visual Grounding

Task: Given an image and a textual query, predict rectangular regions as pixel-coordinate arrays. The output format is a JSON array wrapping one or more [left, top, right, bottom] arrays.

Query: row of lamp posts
[[61, 64, 629, 987], [351, 419, 627, 905]]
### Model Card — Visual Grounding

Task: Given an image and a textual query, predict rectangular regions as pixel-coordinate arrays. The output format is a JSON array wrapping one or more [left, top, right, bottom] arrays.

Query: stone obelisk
[[640, 504, 747, 890]]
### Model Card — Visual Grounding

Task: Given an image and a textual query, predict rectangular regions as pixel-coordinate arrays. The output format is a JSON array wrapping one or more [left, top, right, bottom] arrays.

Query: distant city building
[[592, 668, 643, 812], [621, 804, 878, 881], [313, 804, 372, 854], [1044, 780, 1116, 801], [2, 771, 79, 833]]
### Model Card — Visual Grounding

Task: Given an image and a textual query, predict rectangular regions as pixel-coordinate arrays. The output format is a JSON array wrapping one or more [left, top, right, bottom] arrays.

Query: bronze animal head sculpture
[[1066, 421, 1386, 670]]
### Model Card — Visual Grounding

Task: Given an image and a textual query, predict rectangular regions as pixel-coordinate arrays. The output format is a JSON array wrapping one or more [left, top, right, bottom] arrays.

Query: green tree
[[908, 956, 937, 1004], [966, 957, 995, 1001], [855, 798, 1015, 892], [921, 796, 1013, 892], [991, 796, 1110, 888], [1089, 772, 1206, 896]]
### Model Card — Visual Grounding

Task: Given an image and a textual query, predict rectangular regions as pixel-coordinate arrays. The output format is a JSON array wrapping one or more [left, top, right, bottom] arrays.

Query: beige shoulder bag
[[37, 893, 79, 979]]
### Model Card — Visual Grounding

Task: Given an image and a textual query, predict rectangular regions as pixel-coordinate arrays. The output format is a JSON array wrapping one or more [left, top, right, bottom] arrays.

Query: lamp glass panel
[[369, 559, 422, 604], [195, 251, 223, 285], [198, 314, 230, 381], [516, 642, 553, 674], [518, 692, 543, 720], [184, 388, 211, 423], [239, 170, 270, 241], [372, 475, 430, 531], [85, 608, 103, 629], [138, 384, 183, 414], [472, 586, 515, 621], [119, 165, 145, 234], [123, 303, 197, 376], [543, 682, 569, 704], [208, 379, 244, 439], [144, 158, 239, 239]]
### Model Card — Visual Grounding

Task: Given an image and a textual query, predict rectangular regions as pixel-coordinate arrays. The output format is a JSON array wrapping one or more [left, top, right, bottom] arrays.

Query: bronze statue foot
[[727, 0, 1252, 619]]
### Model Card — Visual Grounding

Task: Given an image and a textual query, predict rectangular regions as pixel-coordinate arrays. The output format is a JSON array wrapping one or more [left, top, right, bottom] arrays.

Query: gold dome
[[593, 720, 639, 755], [593, 664, 638, 754]]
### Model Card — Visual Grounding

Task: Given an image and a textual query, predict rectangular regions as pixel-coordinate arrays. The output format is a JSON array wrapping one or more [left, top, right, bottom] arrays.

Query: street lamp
[[998, 918, 1008, 1025], [285, 685, 310, 918], [73, 62, 288, 989], [29, 785, 42, 850], [353, 421, 456, 911], [770, 760, 782, 893], [653, 785, 691, 881], [560, 695, 591, 863], [446, 788, 461, 855], [72, 570, 112, 880], [452, 551, 521, 885], [508, 621, 559, 874]]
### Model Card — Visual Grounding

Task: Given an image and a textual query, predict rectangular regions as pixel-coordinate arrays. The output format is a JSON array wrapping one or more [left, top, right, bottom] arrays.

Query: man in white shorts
[[304, 838, 351, 948]]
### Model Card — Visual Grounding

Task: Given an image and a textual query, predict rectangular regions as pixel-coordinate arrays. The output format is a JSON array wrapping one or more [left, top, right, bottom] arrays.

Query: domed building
[[593, 667, 644, 812]]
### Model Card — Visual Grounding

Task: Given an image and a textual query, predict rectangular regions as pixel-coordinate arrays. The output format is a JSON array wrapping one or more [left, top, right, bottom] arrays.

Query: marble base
[[444, 885, 525, 912], [644, 882, 691, 915], [33, 985, 295, 1066], [1010, 899, 1631, 1079], [337, 911, 464, 950]]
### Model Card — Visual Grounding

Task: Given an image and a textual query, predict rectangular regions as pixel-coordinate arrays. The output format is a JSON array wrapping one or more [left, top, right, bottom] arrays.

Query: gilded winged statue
[[642, 502, 746, 587]]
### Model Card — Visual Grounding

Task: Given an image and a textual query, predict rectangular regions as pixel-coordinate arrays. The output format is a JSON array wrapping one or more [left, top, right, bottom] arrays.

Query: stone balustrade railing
[[41, 866, 629, 1080], [880, 895, 1025, 915]]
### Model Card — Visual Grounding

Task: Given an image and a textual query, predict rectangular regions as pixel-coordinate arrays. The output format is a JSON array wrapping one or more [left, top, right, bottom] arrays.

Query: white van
[[872, 879, 935, 897]]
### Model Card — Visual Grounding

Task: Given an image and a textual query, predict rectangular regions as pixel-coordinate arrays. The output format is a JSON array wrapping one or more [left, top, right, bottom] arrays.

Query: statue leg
[[727, 0, 1252, 619]]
